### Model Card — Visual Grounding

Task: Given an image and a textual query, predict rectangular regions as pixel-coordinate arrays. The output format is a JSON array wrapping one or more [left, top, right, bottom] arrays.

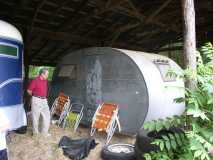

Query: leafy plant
[[143, 43, 213, 160], [28, 65, 55, 81]]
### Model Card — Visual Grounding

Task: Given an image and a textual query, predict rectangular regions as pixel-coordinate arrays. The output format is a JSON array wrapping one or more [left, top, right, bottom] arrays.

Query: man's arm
[[27, 79, 36, 96], [27, 89, 32, 96]]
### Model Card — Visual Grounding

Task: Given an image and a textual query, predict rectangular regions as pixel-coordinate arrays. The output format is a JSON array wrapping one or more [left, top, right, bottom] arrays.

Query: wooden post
[[181, 0, 197, 89]]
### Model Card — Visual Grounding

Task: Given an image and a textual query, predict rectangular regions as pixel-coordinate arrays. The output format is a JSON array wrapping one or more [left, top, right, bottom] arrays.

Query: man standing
[[0, 110, 10, 160], [27, 68, 50, 136]]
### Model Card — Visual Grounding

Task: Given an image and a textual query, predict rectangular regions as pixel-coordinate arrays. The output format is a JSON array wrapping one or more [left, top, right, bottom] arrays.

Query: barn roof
[[0, 0, 212, 65]]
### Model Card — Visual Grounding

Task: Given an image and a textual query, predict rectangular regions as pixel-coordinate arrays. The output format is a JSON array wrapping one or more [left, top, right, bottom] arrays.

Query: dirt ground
[[7, 124, 136, 160]]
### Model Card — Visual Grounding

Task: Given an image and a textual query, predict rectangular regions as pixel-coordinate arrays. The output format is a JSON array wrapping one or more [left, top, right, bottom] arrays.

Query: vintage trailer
[[50, 47, 185, 135]]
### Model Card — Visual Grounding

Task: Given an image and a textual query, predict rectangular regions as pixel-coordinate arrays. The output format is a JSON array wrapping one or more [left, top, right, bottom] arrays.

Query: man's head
[[39, 68, 49, 80]]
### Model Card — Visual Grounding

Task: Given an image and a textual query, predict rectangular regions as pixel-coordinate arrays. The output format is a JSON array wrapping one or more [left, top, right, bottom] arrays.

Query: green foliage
[[200, 42, 213, 63], [143, 43, 213, 160], [28, 65, 55, 81], [143, 116, 185, 132]]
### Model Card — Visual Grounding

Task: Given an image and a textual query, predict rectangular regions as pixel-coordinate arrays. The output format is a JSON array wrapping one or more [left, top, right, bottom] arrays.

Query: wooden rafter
[[30, 60, 57, 66], [11, 1, 24, 21], [57, 0, 89, 31], [26, 0, 47, 54], [47, 0, 71, 25], [37, 43, 59, 58], [129, 30, 161, 44], [27, 36, 42, 52], [157, 46, 183, 52], [28, 26, 146, 51], [49, 43, 72, 60], [145, 0, 173, 23], [15, 23, 100, 45], [28, 0, 47, 34], [83, 15, 108, 37], [51, 45, 77, 60], [66, 0, 125, 33], [30, 40, 49, 59], [107, 0, 176, 45], [101, 16, 125, 38]]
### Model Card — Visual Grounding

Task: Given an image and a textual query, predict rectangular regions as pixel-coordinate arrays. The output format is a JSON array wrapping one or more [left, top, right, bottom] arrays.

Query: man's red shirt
[[28, 76, 48, 97]]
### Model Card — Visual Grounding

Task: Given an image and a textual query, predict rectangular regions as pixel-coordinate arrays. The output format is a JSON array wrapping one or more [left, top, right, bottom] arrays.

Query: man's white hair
[[39, 68, 49, 75]]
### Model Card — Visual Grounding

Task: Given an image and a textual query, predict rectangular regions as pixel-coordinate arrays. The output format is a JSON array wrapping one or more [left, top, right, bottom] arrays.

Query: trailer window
[[0, 43, 18, 58], [153, 60, 176, 82], [58, 65, 76, 79]]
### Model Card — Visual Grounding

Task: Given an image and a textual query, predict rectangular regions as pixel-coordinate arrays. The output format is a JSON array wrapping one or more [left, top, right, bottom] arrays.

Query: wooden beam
[[125, 0, 144, 22], [15, 23, 101, 45], [50, 42, 75, 58], [57, 0, 89, 31], [157, 46, 183, 52], [105, 0, 112, 9], [28, 0, 47, 34], [30, 60, 57, 67], [46, 0, 70, 25], [30, 40, 49, 59], [146, 0, 173, 23], [62, 0, 125, 32], [11, 1, 24, 21], [107, 0, 176, 45], [101, 16, 125, 39], [84, 15, 108, 37], [109, 31, 122, 46], [25, 0, 47, 53], [181, 0, 197, 89], [32, 28, 99, 45], [37, 43, 59, 58], [31, 0, 47, 26], [129, 30, 161, 44], [27, 36, 42, 52], [16, 23, 147, 52], [51, 45, 78, 60]]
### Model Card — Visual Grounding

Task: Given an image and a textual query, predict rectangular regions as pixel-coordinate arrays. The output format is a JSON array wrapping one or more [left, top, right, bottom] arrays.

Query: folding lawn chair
[[90, 103, 121, 144], [50, 92, 71, 126], [63, 103, 84, 132]]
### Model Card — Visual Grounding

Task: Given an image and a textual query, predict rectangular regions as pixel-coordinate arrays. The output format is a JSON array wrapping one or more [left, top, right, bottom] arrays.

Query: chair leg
[[74, 113, 83, 132], [58, 112, 65, 126], [58, 113, 62, 126], [50, 105, 56, 119], [90, 128, 96, 136], [50, 99, 58, 119], [62, 116, 67, 128], [106, 120, 117, 144], [58, 102, 70, 127]]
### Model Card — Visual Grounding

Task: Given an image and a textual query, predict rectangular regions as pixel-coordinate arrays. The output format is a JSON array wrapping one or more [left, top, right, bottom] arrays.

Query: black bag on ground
[[14, 126, 27, 134], [58, 136, 98, 160]]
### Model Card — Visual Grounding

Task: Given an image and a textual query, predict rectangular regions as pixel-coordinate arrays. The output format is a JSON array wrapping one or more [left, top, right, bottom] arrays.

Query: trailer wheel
[[101, 143, 135, 160]]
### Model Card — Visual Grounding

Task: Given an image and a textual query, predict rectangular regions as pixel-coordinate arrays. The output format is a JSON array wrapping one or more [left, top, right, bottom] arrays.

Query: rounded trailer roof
[[114, 48, 185, 123], [0, 20, 23, 42]]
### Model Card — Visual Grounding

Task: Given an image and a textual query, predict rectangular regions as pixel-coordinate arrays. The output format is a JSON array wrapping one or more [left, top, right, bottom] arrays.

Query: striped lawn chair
[[50, 92, 70, 126], [63, 103, 84, 132], [90, 103, 121, 144]]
